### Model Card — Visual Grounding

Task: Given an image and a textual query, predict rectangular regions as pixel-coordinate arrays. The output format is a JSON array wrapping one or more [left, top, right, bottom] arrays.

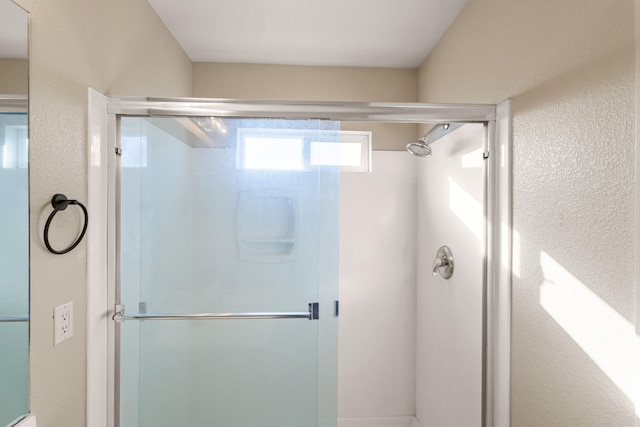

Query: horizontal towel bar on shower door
[[113, 302, 320, 322], [0, 315, 29, 323]]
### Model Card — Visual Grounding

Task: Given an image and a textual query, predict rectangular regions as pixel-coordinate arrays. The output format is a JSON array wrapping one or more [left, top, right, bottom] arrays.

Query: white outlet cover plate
[[54, 301, 73, 345]]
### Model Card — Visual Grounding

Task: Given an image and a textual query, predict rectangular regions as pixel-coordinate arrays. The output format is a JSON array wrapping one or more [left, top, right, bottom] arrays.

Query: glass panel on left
[[0, 112, 29, 424], [116, 116, 340, 427]]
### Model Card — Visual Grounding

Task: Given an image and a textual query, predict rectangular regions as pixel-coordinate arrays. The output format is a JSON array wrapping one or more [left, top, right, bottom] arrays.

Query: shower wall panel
[[338, 416, 420, 427], [415, 124, 485, 426], [338, 151, 417, 423]]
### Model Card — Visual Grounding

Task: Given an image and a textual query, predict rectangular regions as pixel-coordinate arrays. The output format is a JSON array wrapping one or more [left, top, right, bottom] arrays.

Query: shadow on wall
[[510, 40, 636, 425]]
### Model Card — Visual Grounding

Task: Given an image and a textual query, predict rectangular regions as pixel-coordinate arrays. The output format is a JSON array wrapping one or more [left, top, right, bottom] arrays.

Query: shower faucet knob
[[432, 246, 454, 279]]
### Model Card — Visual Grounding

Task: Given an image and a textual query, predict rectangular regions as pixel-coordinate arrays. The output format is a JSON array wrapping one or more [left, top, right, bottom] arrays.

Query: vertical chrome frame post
[[484, 99, 512, 427], [110, 114, 121, 427]]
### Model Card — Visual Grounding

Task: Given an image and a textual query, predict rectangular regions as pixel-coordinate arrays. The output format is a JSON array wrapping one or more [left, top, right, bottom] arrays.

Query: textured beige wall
[[419, 0, 635, 426], [194, 62, 418, 101], [193, 63, 420, 150], [0, 58, 28, 94], [12, 1, 192, 426]]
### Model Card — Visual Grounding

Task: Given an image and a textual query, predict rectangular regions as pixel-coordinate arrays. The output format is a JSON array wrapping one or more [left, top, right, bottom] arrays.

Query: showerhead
[[406, 123, 463, 157], [406, 137, 432, 157]]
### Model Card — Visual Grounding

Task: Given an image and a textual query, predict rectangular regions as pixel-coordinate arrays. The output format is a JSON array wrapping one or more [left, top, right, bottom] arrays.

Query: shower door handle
[[112, 302, 320, 321], [0, 315, 29, 322], [432, 246, 454, 279]]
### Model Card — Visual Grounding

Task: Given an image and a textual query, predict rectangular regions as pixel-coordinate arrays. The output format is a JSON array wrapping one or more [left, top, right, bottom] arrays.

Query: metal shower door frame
[[0, 94, 27, 112], [86, 93, 512, 427]]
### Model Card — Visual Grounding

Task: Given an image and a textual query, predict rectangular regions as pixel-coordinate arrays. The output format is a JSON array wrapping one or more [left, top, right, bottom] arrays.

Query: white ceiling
[[0, 0, 28, 59], [148, 0, 468, 68]]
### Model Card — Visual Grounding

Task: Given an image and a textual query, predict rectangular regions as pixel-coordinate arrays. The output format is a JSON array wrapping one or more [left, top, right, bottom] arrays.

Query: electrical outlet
[[54, 302, 73, 345]]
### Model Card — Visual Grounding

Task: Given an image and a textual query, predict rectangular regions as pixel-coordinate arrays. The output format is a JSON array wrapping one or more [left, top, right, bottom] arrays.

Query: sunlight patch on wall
[[448, 177, 483, 241], [461, 148, 484, 168], [539, 250, 639, 414]]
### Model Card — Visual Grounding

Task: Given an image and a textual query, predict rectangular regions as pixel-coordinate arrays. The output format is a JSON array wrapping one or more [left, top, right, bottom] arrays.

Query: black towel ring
[[44, 194, 89, 255]]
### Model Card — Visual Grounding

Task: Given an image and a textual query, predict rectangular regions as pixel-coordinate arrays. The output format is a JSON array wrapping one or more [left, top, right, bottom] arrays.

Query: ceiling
[[148, 0, 468, 68], [0, 0, 28, 59]]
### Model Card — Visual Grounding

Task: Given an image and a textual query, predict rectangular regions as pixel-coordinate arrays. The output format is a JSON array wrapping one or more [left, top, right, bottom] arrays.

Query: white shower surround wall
[[338, 125, 486, 426], [338, 151, 418, 425], [338, 415, 421, 427]]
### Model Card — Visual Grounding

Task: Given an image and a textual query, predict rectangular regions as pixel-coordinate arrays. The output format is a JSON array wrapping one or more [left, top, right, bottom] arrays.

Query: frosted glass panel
[[118, 117, 339, 427], [0, 112, 29, 425]]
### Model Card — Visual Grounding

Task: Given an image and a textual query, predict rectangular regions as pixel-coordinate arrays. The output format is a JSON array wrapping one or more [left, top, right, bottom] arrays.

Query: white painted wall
[[338, 151, 417, 424]]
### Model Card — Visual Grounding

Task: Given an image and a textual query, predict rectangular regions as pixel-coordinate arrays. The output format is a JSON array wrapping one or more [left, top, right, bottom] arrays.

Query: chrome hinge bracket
[[308, 302, 319, 320], [113, 304, 125, 321], [115, 147, 122, 156]]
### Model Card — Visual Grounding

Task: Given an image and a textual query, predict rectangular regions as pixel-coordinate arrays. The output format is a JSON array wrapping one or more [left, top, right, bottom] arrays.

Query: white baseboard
[[339, 416, 418, 427], [10, 414, 37, 427]]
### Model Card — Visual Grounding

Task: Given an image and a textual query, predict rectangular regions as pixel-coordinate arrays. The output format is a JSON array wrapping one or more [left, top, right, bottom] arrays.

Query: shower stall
[[86, 95, 511, 427]]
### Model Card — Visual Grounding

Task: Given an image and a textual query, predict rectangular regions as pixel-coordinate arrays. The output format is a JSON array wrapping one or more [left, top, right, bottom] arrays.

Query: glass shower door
[[0, 112, 29, 425], [115, 116, 339, 427]]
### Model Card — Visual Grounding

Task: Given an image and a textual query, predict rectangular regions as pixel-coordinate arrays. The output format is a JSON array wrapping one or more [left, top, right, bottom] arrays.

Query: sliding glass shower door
[[0, 111, 29, 425], [115, 116, 340, 427]]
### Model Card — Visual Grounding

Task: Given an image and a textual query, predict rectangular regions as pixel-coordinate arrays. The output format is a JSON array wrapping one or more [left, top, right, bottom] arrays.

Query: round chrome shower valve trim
[[432, 245, 454, 279]]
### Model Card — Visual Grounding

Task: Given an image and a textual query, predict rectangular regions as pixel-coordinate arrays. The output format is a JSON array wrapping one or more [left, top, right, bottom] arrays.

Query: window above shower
[[0, 114, 28, 169], [238, 128, 372, 172], [121, 116, 372, 172]]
